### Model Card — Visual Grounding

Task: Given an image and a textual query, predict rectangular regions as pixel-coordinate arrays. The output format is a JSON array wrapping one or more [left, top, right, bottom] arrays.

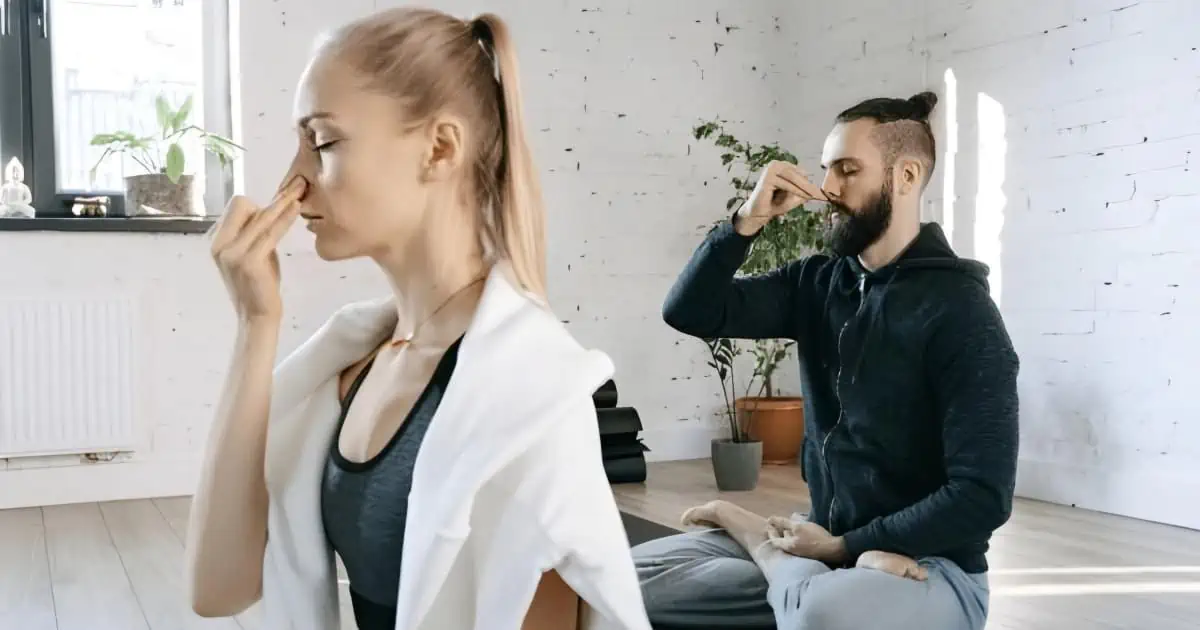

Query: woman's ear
[[422, 115, 467, 182]]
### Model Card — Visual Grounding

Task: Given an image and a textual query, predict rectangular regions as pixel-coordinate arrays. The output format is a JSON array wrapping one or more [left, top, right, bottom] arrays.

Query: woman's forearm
[[185, 318, 280, 617]]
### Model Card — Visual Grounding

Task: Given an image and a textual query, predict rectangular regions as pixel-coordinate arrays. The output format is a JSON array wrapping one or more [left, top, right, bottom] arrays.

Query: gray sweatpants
[[633, 527, 989, 630]]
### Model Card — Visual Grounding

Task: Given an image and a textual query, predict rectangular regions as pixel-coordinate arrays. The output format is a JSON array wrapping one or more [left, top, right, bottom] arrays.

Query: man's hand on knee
[[764, 516, 848, 565], [855, 550, 928, 581]]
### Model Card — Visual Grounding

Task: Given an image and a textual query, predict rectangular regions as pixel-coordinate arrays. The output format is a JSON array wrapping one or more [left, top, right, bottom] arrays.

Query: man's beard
[[826, 180, 894, 258]]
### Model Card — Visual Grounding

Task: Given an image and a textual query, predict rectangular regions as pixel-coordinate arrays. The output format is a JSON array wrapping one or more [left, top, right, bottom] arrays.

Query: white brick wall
[[937, 0, 1200, 530], [4, 0, 1196, 530], [0, 0, 798, 507], [785, 0, 1200, 527]]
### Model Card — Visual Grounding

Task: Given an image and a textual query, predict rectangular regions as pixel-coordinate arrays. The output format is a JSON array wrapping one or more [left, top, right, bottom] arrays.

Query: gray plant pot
[[711, 438, 762, 491], [124, 173, 198, 216]]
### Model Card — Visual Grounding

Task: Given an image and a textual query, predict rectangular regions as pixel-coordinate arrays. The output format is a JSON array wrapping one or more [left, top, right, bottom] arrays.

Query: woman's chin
[[312, 237, 353, 261]]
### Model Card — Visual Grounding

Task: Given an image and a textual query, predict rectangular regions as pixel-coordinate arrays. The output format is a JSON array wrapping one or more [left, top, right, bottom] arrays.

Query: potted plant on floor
[[705, 337, 762, 491], [693, 119, 826, 466], [90, 93, 243, 216]]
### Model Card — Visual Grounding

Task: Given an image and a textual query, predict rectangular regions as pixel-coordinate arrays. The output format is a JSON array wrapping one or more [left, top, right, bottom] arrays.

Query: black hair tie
[[471, 18, 493, 46]]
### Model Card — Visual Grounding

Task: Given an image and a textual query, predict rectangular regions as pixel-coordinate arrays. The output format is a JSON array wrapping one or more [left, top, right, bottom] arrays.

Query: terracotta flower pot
[[736, 396, 805, 465]]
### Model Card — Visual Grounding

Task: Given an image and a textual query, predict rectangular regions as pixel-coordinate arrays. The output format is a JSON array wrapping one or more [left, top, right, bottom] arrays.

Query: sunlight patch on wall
[[975, 91, 1007, 307], [941, 68, 958, 246]]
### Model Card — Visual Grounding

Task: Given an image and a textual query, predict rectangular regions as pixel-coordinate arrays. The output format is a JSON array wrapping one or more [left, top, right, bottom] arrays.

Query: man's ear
[[422, 115, 467, 182], [895, 157, 923, 196]]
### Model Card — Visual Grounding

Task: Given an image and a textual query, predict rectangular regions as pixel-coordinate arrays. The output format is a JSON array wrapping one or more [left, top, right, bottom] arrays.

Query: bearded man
[[634, 91, 1020, 630]]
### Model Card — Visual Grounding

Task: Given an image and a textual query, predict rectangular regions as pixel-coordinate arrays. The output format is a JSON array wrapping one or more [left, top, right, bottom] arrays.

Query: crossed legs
[[633, 501, 990, 630]]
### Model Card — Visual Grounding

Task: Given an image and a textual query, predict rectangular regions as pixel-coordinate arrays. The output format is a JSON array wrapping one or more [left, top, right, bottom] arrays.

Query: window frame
[[7, 0, 234, 221], [1, 0, 29, 190]]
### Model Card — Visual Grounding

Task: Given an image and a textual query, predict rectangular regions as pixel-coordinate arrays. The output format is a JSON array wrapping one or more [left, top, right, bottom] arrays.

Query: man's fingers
[[775, 163, 829, 202], [775, 173, 826, 203], [770, 177, 811, 206], [774, 161, 812, 184], [765, 516, 792, 539]]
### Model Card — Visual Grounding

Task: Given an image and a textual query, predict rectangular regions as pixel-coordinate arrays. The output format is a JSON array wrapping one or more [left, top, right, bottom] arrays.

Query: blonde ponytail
[[473, 14, 548, 300], [327, 8, 548, 299]]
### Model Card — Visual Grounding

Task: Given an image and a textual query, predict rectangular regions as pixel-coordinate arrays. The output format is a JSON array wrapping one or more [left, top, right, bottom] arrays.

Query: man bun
[[907, 91, 938, 120]]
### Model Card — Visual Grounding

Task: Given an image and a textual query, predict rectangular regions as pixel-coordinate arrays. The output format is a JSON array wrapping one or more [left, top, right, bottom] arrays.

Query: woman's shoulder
[[459, 298, 613, 431], [464, 275, 614, 392]]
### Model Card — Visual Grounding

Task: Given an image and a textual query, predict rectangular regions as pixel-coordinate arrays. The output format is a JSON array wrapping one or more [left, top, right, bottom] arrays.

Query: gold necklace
[[389, 271, 488, 348]]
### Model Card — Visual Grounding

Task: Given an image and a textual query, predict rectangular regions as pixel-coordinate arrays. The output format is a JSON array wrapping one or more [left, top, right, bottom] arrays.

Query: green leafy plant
[[89, 94, 243, 185], [705, 337, 751, 442], [693, 118, 827, 399]]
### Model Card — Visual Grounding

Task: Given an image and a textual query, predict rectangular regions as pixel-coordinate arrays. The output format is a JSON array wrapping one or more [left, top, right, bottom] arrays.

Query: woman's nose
[[277, 150, 315, 199]]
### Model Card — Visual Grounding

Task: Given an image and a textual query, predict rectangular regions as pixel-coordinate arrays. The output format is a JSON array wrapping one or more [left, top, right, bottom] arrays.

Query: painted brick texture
[[1, 1, 1195, 528]]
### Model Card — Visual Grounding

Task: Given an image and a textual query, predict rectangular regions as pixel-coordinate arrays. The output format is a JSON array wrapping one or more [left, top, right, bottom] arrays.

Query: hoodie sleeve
[[842, 289, 1019, 561], [662, 216, 813, 340]]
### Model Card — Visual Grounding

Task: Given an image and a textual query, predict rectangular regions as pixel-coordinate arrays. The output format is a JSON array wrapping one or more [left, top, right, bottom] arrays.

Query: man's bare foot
[[680, 500, 728, 528], [682, 500, 790, 574], [856, 550, 928, 581]]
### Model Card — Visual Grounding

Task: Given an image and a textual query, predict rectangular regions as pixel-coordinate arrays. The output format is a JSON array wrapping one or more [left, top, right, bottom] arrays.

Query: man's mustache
[[826, 201, 854, 216]]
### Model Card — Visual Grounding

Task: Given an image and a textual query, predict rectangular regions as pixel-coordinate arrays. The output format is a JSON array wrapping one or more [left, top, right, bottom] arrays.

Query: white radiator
[[0, 296, 141, 458]]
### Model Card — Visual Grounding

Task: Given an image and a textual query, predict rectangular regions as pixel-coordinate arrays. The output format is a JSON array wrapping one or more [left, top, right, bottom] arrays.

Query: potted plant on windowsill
[[694, 119, 826, 466], [705, 337, 762, 491], [90, 93, 243, 216]]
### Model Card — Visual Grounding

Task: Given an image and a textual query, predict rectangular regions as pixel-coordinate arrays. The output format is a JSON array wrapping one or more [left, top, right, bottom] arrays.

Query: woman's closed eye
[[315, 140, 341, 153]]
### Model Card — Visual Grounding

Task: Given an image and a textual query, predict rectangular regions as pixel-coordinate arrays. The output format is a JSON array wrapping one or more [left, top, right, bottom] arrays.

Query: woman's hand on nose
[[275, 173, 308, 198], [208, 181, 306, 325]]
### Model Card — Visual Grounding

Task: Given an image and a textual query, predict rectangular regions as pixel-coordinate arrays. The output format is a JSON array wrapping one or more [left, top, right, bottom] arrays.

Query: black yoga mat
[[602, 441, 650, 461], [604, 454, 647, 484], [593, 379, 618, 409], [596, 406, 642, 435]]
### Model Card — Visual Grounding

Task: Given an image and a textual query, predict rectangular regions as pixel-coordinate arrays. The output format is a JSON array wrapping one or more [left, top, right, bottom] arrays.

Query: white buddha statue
[[0, 157, 35, 218]]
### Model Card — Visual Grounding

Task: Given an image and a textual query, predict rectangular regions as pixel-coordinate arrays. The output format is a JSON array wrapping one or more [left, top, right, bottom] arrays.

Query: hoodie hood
[[849, 220, 988, 286], [839, 222, 990, 383], [845, 222, 990, 290]]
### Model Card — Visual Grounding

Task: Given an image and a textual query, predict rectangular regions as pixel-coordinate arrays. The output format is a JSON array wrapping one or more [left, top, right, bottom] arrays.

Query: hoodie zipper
[[822, 274, 868, 536]]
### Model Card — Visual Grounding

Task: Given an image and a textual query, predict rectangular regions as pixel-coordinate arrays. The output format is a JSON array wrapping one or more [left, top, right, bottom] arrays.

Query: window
[[0, 0, 232, 220]]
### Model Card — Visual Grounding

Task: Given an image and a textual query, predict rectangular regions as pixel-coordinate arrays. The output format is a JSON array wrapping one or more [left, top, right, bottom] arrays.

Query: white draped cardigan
[[257, 265, 652, 630]]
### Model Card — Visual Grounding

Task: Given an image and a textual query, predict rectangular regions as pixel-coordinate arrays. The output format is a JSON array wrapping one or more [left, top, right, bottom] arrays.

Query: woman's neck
[[374, 199, 488, 346]]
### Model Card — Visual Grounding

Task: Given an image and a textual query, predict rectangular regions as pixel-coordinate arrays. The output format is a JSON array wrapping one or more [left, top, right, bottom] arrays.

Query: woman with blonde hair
[[185, 7, 649, 630]]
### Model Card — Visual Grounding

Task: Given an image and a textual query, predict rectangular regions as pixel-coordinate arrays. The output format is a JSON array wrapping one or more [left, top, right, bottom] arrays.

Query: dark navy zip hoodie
[[664, 218, 1019, 574]]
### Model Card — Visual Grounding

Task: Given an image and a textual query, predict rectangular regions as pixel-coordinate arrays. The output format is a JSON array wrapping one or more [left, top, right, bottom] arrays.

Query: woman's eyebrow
[[297, 111, 334, 129]]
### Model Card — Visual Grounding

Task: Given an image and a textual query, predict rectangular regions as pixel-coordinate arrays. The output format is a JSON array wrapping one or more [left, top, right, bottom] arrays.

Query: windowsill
[[0, 216, 215, 234]]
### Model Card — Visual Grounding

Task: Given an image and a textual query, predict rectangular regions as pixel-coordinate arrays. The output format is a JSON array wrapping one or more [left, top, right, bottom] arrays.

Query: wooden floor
[[0, 498, 358, 630], [1, 460, 1197, 629], [614, 459, 1200, 630]]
